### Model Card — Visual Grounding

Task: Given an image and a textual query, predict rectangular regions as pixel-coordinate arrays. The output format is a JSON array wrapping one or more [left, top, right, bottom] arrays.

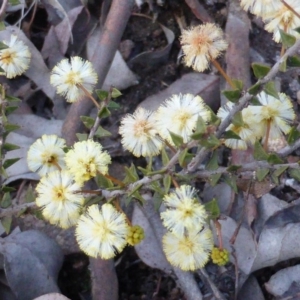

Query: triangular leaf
[[264, 81, 279, 99], [199, 134, 221, 149], [205, 198, 220, 220], [123, 164, 139, 184], [223, 174, 238, 193], [223, 89, 241, 103], [169, 131, 183, 147], [287, 127, 300, 145], [287, 55, 300, 67], [111, 88, 122, 98], [289, 168, 300, 181], [223, 130, 241, 140], [107, 100, 120, 110], [209, 173, 222, 187], [256, 168, 269, 182], [252, 63, 271, 79], [248, 83, 261, 95], [163, 175, 171, 194], [95, 126, 112, 138], [76, 133, 88, 141], [232, 79, 244, 91], [3, 143, 20, 151], [232, 111, 244, 127], [98, 107, 111, 118], [3, 158, 19, 169], [279, 29, 296, 48], [273, 166, 288, 177], [80, 116, 95, 129], [161, 148, 170, 166], [96, 89, 109, 101], [253, 141, 268, 160], [227, 165, 242, 172], [206, 151, 219, 171], [267, 153, 284, 164]]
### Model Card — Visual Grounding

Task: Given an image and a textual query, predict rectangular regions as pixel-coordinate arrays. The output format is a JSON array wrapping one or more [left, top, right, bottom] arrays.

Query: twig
[[277, 138, 300, 157], [197, 268, 227, 300], [187, 37, 300, 173], [0, 0, 8, 19]]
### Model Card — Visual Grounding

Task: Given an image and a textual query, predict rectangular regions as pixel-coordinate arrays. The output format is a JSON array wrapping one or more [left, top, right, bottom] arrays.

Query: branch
[[0, 202, 36, 219], [187, 38, 300, 173]]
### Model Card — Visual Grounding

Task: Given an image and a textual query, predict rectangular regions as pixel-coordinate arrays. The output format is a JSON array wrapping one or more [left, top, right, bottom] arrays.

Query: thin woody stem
[[263, 120, 271, 152], [211, 59, 235, 89], [214, 220, 223, 250], [114, 199, 132, 225], [78, 84, 100, 109], [102, 173, 126, 188], [281, 0, 300, 20]]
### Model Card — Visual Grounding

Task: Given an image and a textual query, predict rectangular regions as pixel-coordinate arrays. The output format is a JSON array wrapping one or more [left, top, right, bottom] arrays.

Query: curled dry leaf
[[265, 265, 300, 297]]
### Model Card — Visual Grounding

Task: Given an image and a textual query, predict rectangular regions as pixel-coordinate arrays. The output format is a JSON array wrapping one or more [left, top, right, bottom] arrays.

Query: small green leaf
[[1, 216, 12, 234], [1, 192, 11, 208], [250, 96, 261, 106], [252, 63, 271, 79], [25, 185, 36, 203], [6, 95, 21, 102], [3, 158, 19, 169], [206, 151, 219, 171], [227, 165, 242, 172], [191, 116, 207, 138], [256, 168, 269, 182], [273, 166, 288, 177], [279, 29, 296, 48], [80, 116, 95, 129], [95, 126, 112, 138], [3, 143, 20, 151], [163, 175, 171, 194], [264, 81, 279, 99], [137, 166, 149, 176], [0, 22, 5, 31], [287, 55, 300, 67], [271, 173, 279, 185], [169, 131, 183, 147], [150, 181, 164, 196], [153, 192, 163, 210], [209, 173, 222, 187], [223, 89, 241, 103], [95, 173, 114, 188], [199, 134, 221, 149], [123, 164, 139, 184], [111, 88, 122, 98], [0, 41, 7, 50], [224, 174, 238, 193], [267, 153, 284, 164], [279, 57, 287, 72], [253, 141, 268, 160], [289, 168, 300, 181], [1, 186, 15, 193], [9, 0, 20, 5], [178, 148, 188, 167], [232, 111, 244, 127], [161, 148, 170, 166], [4, 123, 20, 133], [287, 127, 300, 145], [98, 107, 111, 118], [248, 83, 261, 95], [131, 190, 145, 204], [96, 89, 109, 101], [232, 79, 244, 91], [204, 198, 220, 220], [5, 106, 19, 115], [223, 130, 241, 140], [107, 100, 120, 110], [76, 133, 88, 141]]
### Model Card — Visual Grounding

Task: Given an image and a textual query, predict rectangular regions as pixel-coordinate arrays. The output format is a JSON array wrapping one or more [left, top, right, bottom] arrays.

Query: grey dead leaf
[[6, 0, 26, 13], [265, 265, 300, 297], [0, 26, 55, 100], [42, 5, 84, 66], [0, 230, 63, 300], [237, 275, 264, 300], [87, 27, 139, 91], [33, 293, 71, 300], [139, 72, 220, 112], [132, 201, 171, 273], [40, 0, 73, 42], [3, 115, 63, 184], [128, 17, 175, 68]]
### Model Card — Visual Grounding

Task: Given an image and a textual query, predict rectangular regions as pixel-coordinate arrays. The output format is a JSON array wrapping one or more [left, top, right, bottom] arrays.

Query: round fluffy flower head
[[35, 170, 84, 229], [217, 102, 257, 150], [240, 0, 282, 19], [264, 1, 300, 43], [155, 94, 211, 145], [0, 35, 31, 78], [180, 23, 228, 72], [160, 185, 208, 237], [119, 107, 163, 157], [27, 134, 66, 176], [65, 139, 111, 185], [250, 91, 295, 141], [162, 227, 213, 271], [76, 203, 129, 259], [50, 56, 98, 103]]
